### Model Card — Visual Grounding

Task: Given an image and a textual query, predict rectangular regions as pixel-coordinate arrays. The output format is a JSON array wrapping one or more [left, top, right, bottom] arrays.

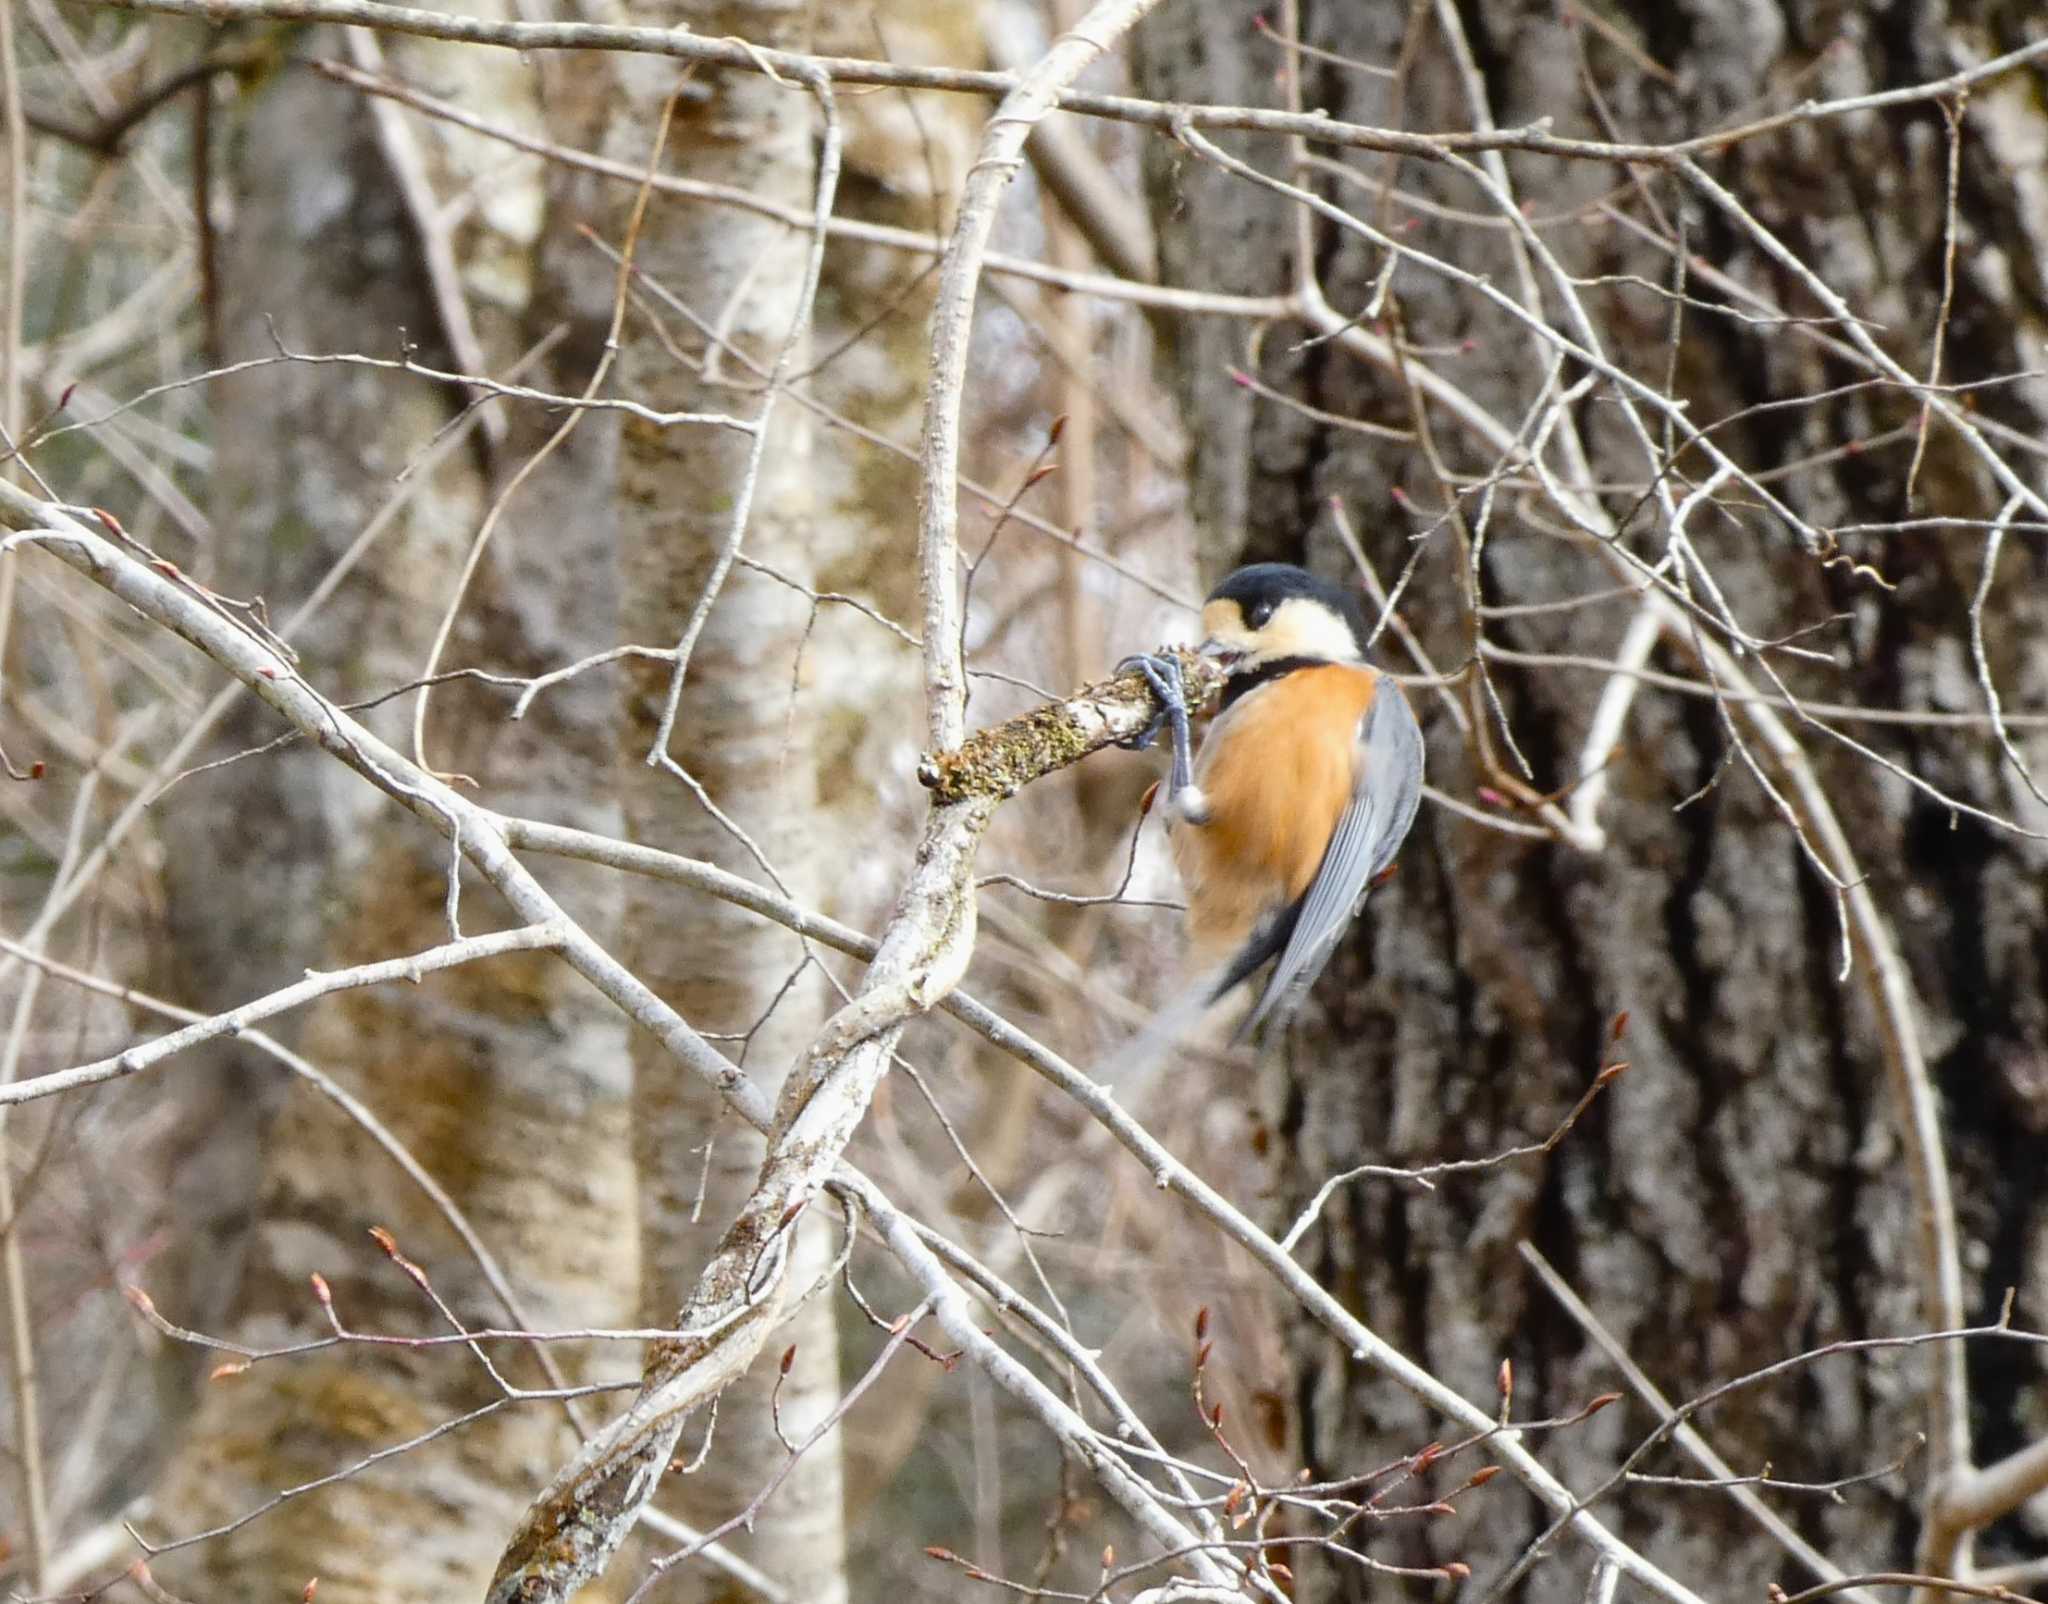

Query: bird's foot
[[1116, 652, 1200, 817]]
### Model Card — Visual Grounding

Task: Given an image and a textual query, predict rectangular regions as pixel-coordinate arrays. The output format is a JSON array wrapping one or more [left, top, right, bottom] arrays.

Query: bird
[[1119, 562, 1425, 1041]]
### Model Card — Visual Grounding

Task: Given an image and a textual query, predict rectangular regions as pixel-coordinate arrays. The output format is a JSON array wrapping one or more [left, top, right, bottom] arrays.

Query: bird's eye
[[1245, 599, 1275, 630]]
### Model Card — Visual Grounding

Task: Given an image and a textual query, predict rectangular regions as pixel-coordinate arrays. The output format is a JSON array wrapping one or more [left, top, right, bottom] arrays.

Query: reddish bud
[[1268, 1563, 1293, 1583], [1230, 368, 1253, 387], [1497, 1357, 1513, 1402], [310, 1272, 332, 1307], [1101, 1546, 1115, 1569], [368, 1226, 399, 1257], [1390, 485, 1410, 505], [304, 1580, 320, 1604], [1209, 1402, 1225, 1429], [210, 1360, 250, 1381], [125, 1284, 155, 1315], [1586, 1391, 1622, 1415], [1460, 337, 1478, 353], [58, 381, 78, 409], [27, 762, 43, 779], [1610, 1010, 1630, 1041], [1047, 414, 1068, 446], [1194, 1306, 1211, 1341], [1596, 1061, 1629, 1086], [1195, 1341, 1213, 1371], [1842, 437, 1864, 455], [779, 1344, 797, 1376], [1446, 1562, 1471, 1580], [1465, 1465, 1502, 1489], [923, 1547, 958, 1563]]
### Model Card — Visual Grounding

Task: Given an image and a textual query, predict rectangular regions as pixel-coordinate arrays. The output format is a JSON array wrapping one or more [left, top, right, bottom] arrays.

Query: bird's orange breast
[[1169, 664, 1381, 965]]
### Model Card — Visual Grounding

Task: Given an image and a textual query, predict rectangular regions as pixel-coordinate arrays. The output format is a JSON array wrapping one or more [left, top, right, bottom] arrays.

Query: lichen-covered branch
[[916, 646, 1223, 803]]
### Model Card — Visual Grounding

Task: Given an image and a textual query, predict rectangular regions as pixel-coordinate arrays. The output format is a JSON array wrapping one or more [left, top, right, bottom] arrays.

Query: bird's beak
[[1196, 637, 1244, 667]]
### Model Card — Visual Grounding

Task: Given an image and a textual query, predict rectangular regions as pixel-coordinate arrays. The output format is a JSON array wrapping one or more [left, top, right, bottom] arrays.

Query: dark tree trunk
[[1135, 2, 2048, 1597]]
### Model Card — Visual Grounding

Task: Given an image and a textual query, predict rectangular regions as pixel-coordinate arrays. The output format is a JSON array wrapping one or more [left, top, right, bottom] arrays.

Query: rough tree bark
[[142, 20, 639, 1600], [1135, 1, 2048, 1598]]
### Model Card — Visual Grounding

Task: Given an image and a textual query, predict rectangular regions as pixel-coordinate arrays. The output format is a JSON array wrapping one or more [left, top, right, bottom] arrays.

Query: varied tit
[[1122, 563, 1425, 1037]]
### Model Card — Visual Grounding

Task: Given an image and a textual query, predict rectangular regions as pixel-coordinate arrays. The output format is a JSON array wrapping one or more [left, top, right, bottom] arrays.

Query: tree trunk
[[144, 22, 638, 1600], [1135, 1, 2048, 1596], [573, 0, 978, 1593]]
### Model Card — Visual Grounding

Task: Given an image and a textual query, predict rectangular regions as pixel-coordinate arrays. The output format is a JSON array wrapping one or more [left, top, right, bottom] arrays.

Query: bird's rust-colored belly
[[1169, 665, 1379, 966]]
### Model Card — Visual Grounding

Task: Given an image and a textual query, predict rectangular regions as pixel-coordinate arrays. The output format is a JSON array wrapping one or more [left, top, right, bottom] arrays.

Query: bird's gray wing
[[1242, 677, 1425, 1037]]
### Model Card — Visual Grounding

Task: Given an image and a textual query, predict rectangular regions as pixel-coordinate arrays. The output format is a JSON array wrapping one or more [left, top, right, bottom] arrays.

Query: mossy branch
[[915, 647, 1225, 804]]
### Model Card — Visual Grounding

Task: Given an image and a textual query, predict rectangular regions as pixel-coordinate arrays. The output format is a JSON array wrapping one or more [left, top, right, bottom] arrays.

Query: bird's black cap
[[1206, 563, 1371, 653]]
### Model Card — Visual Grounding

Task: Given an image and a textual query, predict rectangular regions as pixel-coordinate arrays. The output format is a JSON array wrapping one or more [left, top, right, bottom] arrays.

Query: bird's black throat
[[1217, 655, 1328, 713]]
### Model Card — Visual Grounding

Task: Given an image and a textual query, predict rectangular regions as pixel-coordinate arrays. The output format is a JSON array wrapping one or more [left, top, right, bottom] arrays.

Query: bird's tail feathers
[[1095, 962, 1245, 1087]]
